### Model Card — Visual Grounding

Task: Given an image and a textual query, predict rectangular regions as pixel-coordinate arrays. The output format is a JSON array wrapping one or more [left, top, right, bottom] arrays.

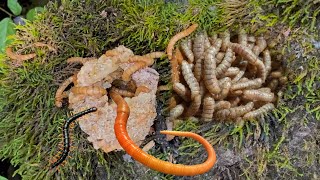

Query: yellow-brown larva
[[185, 94, 201, 117], [122, 62, 147, 82], [209, 33, 218, 44], [213, 77, 231, 100], [143, 51, 166, 59], [238, 29, 247, 46], [169, 104, 185, 119], [104, 68, 124, 84], [224, 67, 240, 77], [55, 75, 76, 107], [166, 23, 198, 60], [231, 70, 245, 83], [229, 97, 241, 107], [279, 76, 288, 85], [170, 48, 181, 83], [128, 55, 154, 66], [216, 52, 225, 64], [173, 83, 191, 102], [216, 48, 235, 78], [262, 49, 272, 75], [268, 79, 279, 91], [203, 46, 221, 94], [71, 86, 107, 97], [252, 36, 267, 55], [6, 47, 36, 61], [220, 30, 230, 52], [230, 78, 263, 91], [193, 33, 205, 81], [214, 101, 231, 111], [243, 89, 275, 102], [243, 103, 275, 120], [201, 94, 215, 122], [67, 57, 96, 65], [270, 71, 283, 78], [180, 39, 194, 63], [215, 102, 254, 120], [135, 85, 151, 96], [110, 87, 135, 97], [181, 61, 200, 98]]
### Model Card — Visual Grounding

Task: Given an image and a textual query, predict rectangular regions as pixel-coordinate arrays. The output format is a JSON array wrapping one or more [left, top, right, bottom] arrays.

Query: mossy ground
[[0, 0, 319, 179]]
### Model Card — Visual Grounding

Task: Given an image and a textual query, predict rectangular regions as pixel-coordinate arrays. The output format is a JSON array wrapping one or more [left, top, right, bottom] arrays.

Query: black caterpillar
[[50, 107, 97, 169]]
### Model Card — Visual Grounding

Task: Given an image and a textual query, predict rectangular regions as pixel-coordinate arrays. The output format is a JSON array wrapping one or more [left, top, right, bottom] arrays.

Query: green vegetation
[[0, 0, 319, 179]]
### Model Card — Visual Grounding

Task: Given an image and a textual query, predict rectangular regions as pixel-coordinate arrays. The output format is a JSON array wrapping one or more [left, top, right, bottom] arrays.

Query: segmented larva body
[[193, 33, 205, 81], [216, 48, 235, 78], [203, 46, 221, 94], [175, 48, 184, 65], [231, 78, 263, 91], [214, 101, 231, 111], [231, 70, 245, 83], [243, 89, 275, 102], [170, 104, 185, 119], [224, 67, 240, 77], [135, 86, 150, 96], [213, 77, 231, 100], [181, 61, 200, 98], [110, 91, 216, 176], [143, 51, 166, 59], [171, 48, 181, 83], [252, 37, 267, 55], [268, 79, 279, 91], [270, 71, 283, 78], [111, 87, 135, 97], [173, 83, 191, 102], [166, 23, 198, 60], [238, 29, 247, 46], [243, 103, 275, 119], [6, 47, 36, 61], [122, 62, 147, 82], [229, 97, 241, 107], [104, 68, 124, 84], [204, 32, 211, 50], [67, 57, 96, 64], [51, 107, 97, 169], [55, 75, 77, 107], [128, 55, 154, 66], [201, 94, 215, 122], [220, 30, 230, 52], [216, 52, 225, 64], [215, 102, 254, 120], [185, 94, 201, 117], [112, 79, 137, 93], [262, 49, 271, 75], [279, 76, 288, 85], [71, 86, 107, 97], [180, 39, 194, 63]]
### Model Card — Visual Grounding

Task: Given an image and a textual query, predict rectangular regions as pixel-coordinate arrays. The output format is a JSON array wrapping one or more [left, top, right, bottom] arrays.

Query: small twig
[[0, 7, 13, 17]]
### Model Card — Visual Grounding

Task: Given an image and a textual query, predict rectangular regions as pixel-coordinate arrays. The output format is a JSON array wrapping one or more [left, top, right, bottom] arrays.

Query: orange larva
[[203, 46, 221, 94], [243, 103, 275, 120], [128, 55, 154, 66], [6, 47, 36, 61], [67, 57, 96, 65], [111, 87, 135, 97], [55, 75, 77, 107], [201, 94, 215, 122], [71, 86, 107, 97], [243, 89, 275, 102], [135, 86, 150, 96], [122, 62, 147, 82], [166, 23, 198, 60]]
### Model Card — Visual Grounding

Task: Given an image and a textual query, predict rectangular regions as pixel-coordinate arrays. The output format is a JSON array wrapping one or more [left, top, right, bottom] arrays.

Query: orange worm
[[175, 48, 184, 65], [110, 91, 216, 176], [70, 86, 107, 97], [55, 75, 76, 107], [135, 85, 150, 96], [128, 55, 154, 66], [67, 57, 96, 65], [170, 49, 181, 83], [6, 47, 36, 61], [122, 62, 147, 82], [166, 24, 198, 60]]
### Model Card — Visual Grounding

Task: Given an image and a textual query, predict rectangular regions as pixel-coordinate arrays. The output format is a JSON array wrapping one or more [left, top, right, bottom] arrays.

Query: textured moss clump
[[0, 0, 319, 179]]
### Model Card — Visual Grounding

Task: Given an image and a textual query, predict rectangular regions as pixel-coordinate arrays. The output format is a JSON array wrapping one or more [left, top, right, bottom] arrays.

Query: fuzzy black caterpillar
[[50, 107, 97, 169]]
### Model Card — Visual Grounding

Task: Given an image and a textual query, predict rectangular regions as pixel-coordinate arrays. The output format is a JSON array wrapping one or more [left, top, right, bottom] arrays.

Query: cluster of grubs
[[167, 24, 287, 123]]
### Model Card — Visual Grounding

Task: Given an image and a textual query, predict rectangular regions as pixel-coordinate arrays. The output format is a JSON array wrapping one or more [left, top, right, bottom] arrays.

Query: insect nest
[[54, 45, 166, 153], [168, 26, 287, 122]]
